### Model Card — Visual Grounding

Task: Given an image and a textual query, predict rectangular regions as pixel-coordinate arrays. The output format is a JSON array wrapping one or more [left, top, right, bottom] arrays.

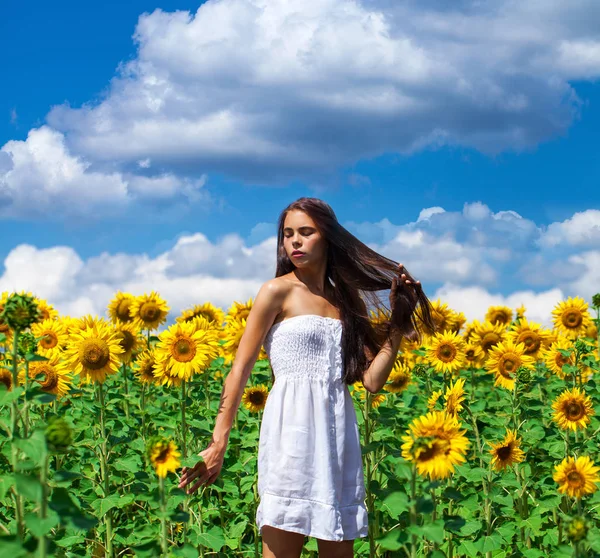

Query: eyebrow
[[283, 226, 315, 232]]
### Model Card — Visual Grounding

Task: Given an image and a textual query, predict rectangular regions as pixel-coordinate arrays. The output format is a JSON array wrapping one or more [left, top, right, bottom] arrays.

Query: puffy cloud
[[433, 283, 565, 329], [537, 209, 600, 248], [0, 202, 596, 325], [41, 0, 600, 184], [0, 127, 211, 217]]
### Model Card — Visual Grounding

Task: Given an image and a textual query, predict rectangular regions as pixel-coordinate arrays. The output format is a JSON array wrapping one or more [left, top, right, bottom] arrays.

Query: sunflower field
[[0, 289, 600, 557]]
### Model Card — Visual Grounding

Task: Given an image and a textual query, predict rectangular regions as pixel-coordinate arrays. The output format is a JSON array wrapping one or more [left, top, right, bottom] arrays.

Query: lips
[[292, 251, 305, 256]]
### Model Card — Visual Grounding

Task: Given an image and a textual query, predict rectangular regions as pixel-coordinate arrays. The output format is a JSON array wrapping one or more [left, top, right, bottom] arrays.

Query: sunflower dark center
[[248, 390, 266, 405], [567, 471, 583, 486], [172, 338, 196, 363], [565, 402, 584, 421], [140, 302, 160, 322], [116, 300, 132, 322], [119, 331, 135, 352], [41, 332, 58, 349], [482, 333, 501, 352], [491, 312, 510, 325], [80, 339, 110, 370], [563, 311, 582, 328], [0, 371, 12, 390], [519, 332, 540, 353], [36, 366, 59, 390], [496, 444, 513, 461], [438, 343, 456, 362]]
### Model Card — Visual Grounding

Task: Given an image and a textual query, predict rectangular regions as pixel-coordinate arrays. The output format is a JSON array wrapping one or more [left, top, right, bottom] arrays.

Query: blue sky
[[1, 0, 599, 325]]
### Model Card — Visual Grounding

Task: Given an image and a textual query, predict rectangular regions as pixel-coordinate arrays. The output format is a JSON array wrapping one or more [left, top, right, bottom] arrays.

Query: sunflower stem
[[159, 476, 168, 557], [181, 380, 188, 459], [122, 363, 130, 420], [97, 382, 114, 558], [9, 329, 25, 541], [364, 390, 376, 558], [204, 371, 210, 412], [38, 450, 49, 558], [409, 463, 418, 558]]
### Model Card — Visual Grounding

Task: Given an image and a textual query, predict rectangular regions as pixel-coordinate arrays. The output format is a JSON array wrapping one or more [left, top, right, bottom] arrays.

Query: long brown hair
[[274, 197, 436, 386]]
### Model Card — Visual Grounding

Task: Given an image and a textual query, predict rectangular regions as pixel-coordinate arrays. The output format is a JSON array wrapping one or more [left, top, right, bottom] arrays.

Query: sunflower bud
[[566, 515, 589, 543], [574, 339, 591, 357], [412, 363, 429, 378], [592, 293, 600, 309], [17, 332, 37, 358], [516, 366, 532, 387], [45, 416, 73, 453], [0, 293, 42, 332]]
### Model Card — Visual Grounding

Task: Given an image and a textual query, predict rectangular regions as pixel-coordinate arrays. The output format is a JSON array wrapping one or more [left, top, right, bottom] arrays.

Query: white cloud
[[417, 207, 445, 222], [39, 0, 600, 184], [0, 202, 596, 324], [0, 127, 211, 217], [433, 283, 565, 329], [537, 209, 600, 248]]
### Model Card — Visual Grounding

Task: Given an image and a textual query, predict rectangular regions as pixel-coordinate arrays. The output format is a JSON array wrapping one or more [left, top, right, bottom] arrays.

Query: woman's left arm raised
[[362, 263, 420, 393]]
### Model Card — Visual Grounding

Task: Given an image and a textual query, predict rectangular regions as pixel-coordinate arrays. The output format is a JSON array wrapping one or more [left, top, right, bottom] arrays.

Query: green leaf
[[25, 511, 59, 537], [0, 386, 24, 406], [375, 528, 405, 551], [416, 496, 434, 514], [14, 429, 47, 466], [481, 533, 505, 553], [381, 491, 409, 519], [91, 493, 135, 516], [193, 526, 226, 551], [14, 473, 43, 502]]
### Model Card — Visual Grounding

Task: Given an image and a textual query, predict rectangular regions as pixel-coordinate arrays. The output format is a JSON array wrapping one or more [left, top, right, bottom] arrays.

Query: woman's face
[[283, 210, 327, 266]]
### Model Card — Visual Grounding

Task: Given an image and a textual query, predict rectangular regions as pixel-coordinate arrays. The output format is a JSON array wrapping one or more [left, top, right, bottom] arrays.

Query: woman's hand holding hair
[[178, 439, 226, 494], [389, 263, 421, 337]]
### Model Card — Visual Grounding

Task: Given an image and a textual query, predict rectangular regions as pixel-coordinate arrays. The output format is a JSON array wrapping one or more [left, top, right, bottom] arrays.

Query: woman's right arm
[[210, 279, 285, 451], [178, 278, 285, 493]]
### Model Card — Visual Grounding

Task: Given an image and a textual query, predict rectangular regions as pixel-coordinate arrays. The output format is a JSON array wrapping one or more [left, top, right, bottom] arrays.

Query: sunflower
[[114, 321, 143, 364], [506, 318, 549, 358], [146, 436, 181, 478], [384, 361, 413, 394], [107, 291, 136, 324], [31, 319, 68, 358], [585, 322, 598, 340], [242, 385, 270, 412], [220, 318, 246, 366], [488, 429, 525, 471], [470, 321, 507, 355], [177, 302, 226, 328], [0, 292, 13, 342], [353, 383, 387, 408], [541, 336, 576, 379], [154, 321, 220, 386], [485, 339, 536, 391], [32, 298, 59, 323], [369, 307, 392, 326], [225, 297, 253, 325], [551, 387, 594, 431], [21, 355, 72, 399], [129, 292, 170, 331], [553, 456, 600, 498], [463, 342, 486, 368], [133, 350, 158, 384], [449, 311, 467, 334], [462, 320, 481, 343], [401, 411, 470, 480], [515, 304, 526, 322], [427, 389, 443, 410], [485, 305, 513, 327], [444, 377, 466, 418], [552, 297, 592, 340], [63, 321, 124, 384], [418, 299, 456, 336], [0, 368, 12, 390], [425, 330, 466, 375]]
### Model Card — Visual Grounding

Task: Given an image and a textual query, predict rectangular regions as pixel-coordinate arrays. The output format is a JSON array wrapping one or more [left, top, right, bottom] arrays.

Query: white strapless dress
[[255, 314, 369, 541]]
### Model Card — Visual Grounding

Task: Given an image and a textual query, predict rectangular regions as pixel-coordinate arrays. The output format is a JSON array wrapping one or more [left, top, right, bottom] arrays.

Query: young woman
[[179, 197, 434, 557]]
